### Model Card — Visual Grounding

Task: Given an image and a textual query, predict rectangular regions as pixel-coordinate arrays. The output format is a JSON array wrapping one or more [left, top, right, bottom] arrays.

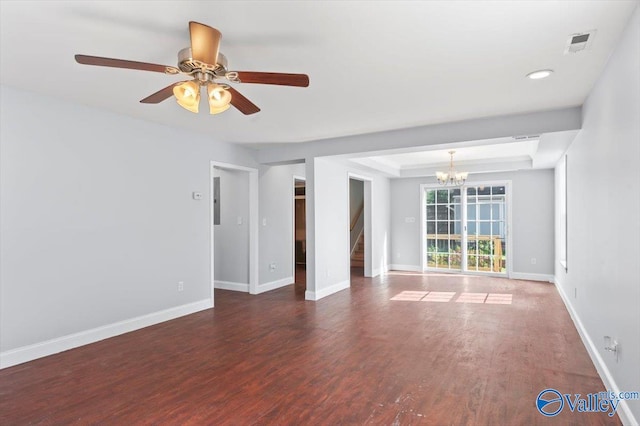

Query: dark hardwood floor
[[0, 272, 619, 425]]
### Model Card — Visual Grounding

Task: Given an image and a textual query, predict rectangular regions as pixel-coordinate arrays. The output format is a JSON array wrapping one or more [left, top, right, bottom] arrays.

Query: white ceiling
[[1, 1, 637, 148]]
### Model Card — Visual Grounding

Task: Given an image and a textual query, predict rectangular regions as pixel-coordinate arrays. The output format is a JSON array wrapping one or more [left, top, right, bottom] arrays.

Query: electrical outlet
[[178, 281, 184, 292], [531, 257, 537, 265], [269, 263, 276, 272]]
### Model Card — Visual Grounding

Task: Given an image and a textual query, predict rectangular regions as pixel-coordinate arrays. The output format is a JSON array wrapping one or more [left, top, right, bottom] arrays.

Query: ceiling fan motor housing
[[178, 47, 227, 75]]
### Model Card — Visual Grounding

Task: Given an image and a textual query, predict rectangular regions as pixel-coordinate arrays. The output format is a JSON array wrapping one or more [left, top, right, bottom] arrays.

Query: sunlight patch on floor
[[390, 291, 512, 304]]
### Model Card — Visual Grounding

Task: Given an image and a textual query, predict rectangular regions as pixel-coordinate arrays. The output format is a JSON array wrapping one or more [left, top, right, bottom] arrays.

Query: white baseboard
[[510, 272, 554, 282], [0, 299, 212, 370], [554, 281, 637, 426], [389, 264, 423, 272], [305, 279, 350, 301], [215, 280, 249, 292], [256, 276, 293, 294]]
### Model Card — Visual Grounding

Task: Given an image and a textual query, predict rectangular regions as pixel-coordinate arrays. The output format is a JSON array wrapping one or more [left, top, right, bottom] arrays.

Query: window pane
[[427, 253, 436, 267], [467, 187, 477, 196], [437, 190, 449, 203], [492, 221, 503, 237], [492, 186, 505, 195], [491, 204, 502, 220], [427, 238, 437, 252], [426, 205, 435, 220], [427, 221, 435, 234], [436, 205, 449, 220], [437, 222, 449, 234], [479, 222, 491, 236], [478, 186, 491, 196], [451, 253, 461, 269], [478, 256, 491, 271], [436, 239, 448, 252], [479, 204, 491, 220], [450, 188, 461, 200], [468, 254, 477, 269], [467, 240, 477, 255], [426, 190, 436, 204], [453, 220, 462, 234], [452, 204, 461, 220]]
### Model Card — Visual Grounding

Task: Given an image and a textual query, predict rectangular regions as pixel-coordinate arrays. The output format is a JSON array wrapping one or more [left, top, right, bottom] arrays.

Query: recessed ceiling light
[[527, 69, 554, 80]]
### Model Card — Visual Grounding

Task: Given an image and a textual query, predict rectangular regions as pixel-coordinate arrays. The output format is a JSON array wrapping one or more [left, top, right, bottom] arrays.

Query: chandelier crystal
[[436, 150, 468, 186]]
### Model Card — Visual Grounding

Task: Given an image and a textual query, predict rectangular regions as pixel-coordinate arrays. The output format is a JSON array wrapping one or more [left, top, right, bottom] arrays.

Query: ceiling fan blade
[[140, 82, 183, 104], [234, 72, 309, 87], [226, 87, 261, 115], [75, 55, 175, 74], [189, 21, 221, 66]]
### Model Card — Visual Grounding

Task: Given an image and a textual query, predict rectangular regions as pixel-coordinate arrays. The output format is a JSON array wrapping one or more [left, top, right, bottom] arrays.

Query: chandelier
[[436, 151, 468, 186]]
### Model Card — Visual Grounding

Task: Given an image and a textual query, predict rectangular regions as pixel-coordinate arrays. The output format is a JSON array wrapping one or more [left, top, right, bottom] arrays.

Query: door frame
[[210, 161, 259, 305], [420, 180, 513, 278], [348, 173, 373, 277], [292, 175, 306, 280]]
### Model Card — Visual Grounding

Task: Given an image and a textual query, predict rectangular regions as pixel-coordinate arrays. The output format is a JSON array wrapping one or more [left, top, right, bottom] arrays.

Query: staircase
[[351, 233, 364, 268]]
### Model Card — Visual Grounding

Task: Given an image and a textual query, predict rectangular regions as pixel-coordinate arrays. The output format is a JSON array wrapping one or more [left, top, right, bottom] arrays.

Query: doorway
[[421, 183, 510, 276], [349, 178, 365, 277], [210, 161, 258, 305], [293, 177, 306, 292]]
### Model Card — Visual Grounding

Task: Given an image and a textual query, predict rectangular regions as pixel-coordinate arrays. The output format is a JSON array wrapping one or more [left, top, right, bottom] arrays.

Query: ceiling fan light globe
[[173, 81, 200, 113], [207, 83, 232, 109]]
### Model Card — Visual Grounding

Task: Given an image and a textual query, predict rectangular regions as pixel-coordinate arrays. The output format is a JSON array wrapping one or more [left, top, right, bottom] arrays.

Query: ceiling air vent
[[564, 30, 596, 54]]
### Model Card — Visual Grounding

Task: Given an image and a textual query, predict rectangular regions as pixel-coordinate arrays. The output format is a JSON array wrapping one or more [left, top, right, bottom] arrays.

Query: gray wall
[[390, 169, 555, 277], [258, 163, 306, 285], [0, 86, 257, 352], [555, 6, 639, 422], [213, 168, 250, 285]]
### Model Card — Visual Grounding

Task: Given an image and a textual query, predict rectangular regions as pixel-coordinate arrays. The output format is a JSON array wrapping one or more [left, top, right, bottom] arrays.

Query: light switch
[[192, 192, 203, 200]]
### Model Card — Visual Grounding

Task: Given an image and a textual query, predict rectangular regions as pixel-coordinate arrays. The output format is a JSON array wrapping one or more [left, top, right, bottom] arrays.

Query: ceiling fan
[[75, 21, 309, 115]]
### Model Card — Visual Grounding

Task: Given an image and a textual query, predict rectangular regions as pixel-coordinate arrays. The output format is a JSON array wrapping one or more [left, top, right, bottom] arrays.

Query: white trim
[[553, 280, 637, 426], [214, 280, 249, 292], [389, 264, 423, 272], [210, 161, 259, 297], [510, 272, 554, 282], [0, 299, 212, 369], [305, 279, 350, 301], [256, 276, 294, 294]]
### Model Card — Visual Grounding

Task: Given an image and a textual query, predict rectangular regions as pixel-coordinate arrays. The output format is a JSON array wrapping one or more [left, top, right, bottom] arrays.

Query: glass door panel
[[425, 188, 461, 271], [425, 184, 507, 275]]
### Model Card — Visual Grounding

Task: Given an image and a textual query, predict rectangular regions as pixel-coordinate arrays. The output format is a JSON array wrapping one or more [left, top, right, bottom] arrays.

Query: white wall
[[0, 86, 257, 363], [213, 168, 250, 288], [258, 163, 305, 292], [554, 6, 639, 424], [307, 157, 390, 300], [390, 169, 555, 279]]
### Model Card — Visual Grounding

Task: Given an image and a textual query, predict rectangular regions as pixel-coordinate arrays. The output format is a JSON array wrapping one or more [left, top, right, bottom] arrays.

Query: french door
[[422, 183, 509, 275]]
